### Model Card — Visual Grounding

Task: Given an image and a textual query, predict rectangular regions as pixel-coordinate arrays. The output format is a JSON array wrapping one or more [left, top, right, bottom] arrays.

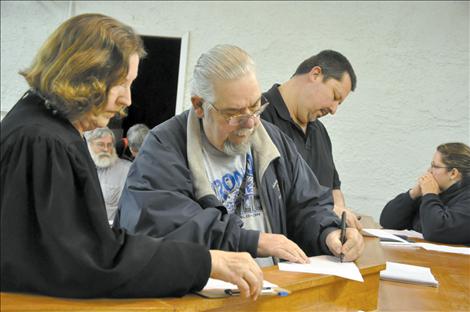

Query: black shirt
[[262, 84, 341, 189], [0, 91, 210, 298]]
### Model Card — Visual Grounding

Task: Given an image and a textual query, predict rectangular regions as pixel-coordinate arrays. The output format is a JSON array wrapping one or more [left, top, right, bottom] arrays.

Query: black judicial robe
[[0, 91, 210, 298]]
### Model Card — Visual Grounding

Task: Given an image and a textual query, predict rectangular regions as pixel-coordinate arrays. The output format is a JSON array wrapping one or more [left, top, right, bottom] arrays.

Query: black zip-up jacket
[[117, 109, 341, 258]]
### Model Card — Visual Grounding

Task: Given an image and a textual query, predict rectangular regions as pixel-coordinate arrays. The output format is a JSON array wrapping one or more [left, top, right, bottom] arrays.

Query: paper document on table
[[380, 261, 438, 287], [416, 242, 470, 255], [379, 241, 420, 248], [362, 228, 410, 243], [195, 278, 281, 298], [278, 255, 364, 282], [377, 229, 424, 239]]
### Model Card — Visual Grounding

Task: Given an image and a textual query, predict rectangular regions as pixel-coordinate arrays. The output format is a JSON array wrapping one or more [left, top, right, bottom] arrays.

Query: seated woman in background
[[380, 142, 470, 244]]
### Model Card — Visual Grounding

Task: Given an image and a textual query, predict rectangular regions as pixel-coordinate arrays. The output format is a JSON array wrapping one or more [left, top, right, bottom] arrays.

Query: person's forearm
[[332, 189, 362, 229], [332, 189, 346, 208], [380, 192, 417, 229]]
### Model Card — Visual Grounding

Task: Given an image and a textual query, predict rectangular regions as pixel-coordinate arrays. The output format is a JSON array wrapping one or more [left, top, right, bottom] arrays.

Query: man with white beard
[[86, 127, 131, 223], [116, 45, 364, 266]]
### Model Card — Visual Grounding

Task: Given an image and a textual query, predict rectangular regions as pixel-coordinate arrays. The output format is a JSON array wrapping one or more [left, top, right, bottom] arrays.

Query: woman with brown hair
[[380, 142, 470, 244], [0, 13, 262, 299]]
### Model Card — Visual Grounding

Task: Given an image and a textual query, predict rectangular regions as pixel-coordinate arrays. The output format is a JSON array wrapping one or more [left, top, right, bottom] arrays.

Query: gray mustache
[[234, 128, 254, 136]]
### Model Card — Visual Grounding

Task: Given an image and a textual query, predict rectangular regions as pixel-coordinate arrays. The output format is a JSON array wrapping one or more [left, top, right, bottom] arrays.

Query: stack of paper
[[362, 228, 418, 247], [380, 229, 424, 239], [278, 255, 364, 282], [416, 243, 470, 255], [380, 261, 438, 287], [363, 228, 470, 255], [362, 228, 410, 243]]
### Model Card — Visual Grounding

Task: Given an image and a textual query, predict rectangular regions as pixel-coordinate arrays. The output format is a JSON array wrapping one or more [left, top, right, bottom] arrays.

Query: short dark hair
[[293, 50, 357, 91]]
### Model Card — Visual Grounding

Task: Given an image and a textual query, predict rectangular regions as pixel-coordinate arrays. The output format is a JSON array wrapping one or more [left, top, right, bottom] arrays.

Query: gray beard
[[90, 151, 118, 168], [222, 127, 254, 156]]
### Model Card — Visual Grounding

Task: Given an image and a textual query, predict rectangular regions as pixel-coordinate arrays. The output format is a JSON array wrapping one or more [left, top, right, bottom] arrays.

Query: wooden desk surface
[[1, 237, 385, 311], [378, 241, 470, 311]]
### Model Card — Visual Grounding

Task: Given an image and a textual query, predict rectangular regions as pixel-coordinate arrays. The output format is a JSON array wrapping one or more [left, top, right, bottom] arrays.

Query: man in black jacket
[[117, 45, 364, 266]]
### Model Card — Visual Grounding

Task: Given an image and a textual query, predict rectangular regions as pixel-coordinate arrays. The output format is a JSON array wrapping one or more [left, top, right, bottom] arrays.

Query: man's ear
[[191, 96, 205, 118], [309, 66, 323, 81]]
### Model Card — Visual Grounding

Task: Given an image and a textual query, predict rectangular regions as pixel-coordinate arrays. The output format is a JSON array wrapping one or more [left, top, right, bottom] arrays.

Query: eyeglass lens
[[227, 102, 269, 126]]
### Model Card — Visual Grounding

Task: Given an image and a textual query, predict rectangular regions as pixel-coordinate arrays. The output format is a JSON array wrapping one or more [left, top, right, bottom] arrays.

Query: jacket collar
[[440, 180, 470, 200], [187, 108, 280, 200], [266, 84, 293, 123]]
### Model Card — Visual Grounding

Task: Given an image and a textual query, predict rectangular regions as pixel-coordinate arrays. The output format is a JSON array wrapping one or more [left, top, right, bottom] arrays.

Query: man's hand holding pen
[[325, 213, 365, 262]]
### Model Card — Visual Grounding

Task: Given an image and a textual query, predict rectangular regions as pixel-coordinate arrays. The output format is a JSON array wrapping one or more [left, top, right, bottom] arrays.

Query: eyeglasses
[[204, 96, 270, 126], [430, 162, 448, 170], [93, 141, 114, 150]]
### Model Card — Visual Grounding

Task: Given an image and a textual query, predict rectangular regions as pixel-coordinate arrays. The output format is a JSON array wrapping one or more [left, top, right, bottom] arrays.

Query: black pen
[[224, 287, 273, 296], [339, 211, 346, 263]]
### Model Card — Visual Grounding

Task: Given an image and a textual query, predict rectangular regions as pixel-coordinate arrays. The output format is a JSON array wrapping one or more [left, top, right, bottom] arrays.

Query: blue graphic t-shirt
[[201, 133, 273, 266]]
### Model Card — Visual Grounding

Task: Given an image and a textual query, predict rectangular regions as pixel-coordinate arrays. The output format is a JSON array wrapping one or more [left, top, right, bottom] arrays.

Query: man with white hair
[[86, 127, 131, 222], [127, 123, 150, 158], [116, 45, 364, 266]]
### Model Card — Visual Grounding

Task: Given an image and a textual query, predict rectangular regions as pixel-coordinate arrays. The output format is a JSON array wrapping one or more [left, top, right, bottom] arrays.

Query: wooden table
[[360, 214, 470, 310], [378, 240, 470, 311], [1, 237, 385, 311]]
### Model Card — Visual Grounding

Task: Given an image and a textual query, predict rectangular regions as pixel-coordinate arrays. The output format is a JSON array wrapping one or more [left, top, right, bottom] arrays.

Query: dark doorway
[[109, 35, 182, 139]]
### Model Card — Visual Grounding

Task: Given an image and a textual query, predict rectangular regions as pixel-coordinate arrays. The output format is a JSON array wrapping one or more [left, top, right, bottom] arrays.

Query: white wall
[[2, 1, 469, 220]]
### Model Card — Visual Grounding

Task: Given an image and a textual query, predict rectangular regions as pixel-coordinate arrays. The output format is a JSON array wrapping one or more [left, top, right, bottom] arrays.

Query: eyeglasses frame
[[203, 95, 270, 126]]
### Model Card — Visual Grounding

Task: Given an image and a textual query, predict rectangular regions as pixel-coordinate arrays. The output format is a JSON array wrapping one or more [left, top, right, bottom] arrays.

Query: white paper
[[380, 261, 438, 287], [362, 228, 410, 243], [377, 229, 424, 239], [416, 242, 470, 255], [380, 241, 419, 248], [278, 255, 364, 282]]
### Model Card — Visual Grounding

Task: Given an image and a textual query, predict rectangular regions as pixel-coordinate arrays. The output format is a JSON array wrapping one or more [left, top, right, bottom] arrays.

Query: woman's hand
[[419, 173, 440, 195], [409, 182, 422, 199], [209, 250, 263, 300]]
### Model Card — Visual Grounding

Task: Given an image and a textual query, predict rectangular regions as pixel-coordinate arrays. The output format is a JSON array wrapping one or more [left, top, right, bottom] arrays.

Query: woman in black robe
[[0, 13, 262, 299]]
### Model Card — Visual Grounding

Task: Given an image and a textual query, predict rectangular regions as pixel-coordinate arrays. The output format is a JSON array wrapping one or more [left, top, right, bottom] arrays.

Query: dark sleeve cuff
[[319, 226, 339, 255], [238, 229, 260, 257], [405, 189, 420, 202], [189, 248, 212, 291], [194, 247, 212, 291], [421, 193, 440, 202]]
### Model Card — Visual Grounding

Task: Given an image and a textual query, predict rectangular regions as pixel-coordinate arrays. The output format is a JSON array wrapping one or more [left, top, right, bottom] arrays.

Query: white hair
[[127, 123, 149, 153], [84, 127, 115, 144], [190, 44, 256, 103]]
